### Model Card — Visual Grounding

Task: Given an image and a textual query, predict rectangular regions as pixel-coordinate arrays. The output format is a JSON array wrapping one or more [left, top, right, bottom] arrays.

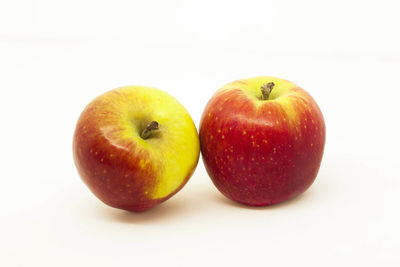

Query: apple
[[73, 86, 200, 212], [199, 77, 325, 206]]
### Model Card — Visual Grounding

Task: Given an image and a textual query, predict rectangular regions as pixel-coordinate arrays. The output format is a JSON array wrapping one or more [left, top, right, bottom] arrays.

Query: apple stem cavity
[[140, 121, 159, 139], [261, 82, 275, 100]]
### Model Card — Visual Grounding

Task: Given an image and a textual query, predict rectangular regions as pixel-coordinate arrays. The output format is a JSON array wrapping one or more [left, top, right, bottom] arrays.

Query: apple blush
[[199, 77, 325, 206], [73, 86, 200, 212]]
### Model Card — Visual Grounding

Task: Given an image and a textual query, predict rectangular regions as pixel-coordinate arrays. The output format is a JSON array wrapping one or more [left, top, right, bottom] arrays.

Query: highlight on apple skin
[[199, 77, 325, 207], [73, 86, 200, 212]]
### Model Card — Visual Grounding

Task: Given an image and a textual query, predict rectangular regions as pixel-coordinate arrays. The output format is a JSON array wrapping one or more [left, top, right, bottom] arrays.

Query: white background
[[1, 0, 399, 266]]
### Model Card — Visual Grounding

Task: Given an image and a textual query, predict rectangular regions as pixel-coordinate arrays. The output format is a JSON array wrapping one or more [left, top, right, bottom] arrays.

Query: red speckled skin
[[73, 116, 196, 212], [74, 126, 162, 212], [200, 79, 325, 206], [73, 88, 199, 212], [73, 122, 194, 212]]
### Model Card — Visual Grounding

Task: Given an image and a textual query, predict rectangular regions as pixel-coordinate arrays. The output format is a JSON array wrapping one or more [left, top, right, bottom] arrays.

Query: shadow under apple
[[212, 189, 312, 210], [89, 181, 214, 224]]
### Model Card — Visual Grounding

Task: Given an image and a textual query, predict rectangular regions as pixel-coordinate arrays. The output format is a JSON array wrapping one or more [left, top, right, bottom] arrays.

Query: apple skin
[[73, 86, 200, 212], [199, 77, 325, 206]]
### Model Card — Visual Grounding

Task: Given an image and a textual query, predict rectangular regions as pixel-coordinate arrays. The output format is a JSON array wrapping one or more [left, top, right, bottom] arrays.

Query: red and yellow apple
[[73, 86, 200, 212], [199, 77, 325, 206]]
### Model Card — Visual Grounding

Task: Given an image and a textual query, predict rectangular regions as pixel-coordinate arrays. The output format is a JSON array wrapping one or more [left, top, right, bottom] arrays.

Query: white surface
[[1, 0, 399, 266]]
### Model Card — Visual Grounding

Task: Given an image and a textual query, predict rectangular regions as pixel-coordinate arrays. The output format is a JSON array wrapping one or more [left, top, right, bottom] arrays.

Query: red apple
[[199, 77, 325, 206], [73, 86, 200, 212]]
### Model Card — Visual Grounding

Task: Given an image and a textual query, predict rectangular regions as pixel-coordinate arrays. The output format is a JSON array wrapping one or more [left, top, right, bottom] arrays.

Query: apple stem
[[140, 121, 159, 139], [261, 82, 275, 100]]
